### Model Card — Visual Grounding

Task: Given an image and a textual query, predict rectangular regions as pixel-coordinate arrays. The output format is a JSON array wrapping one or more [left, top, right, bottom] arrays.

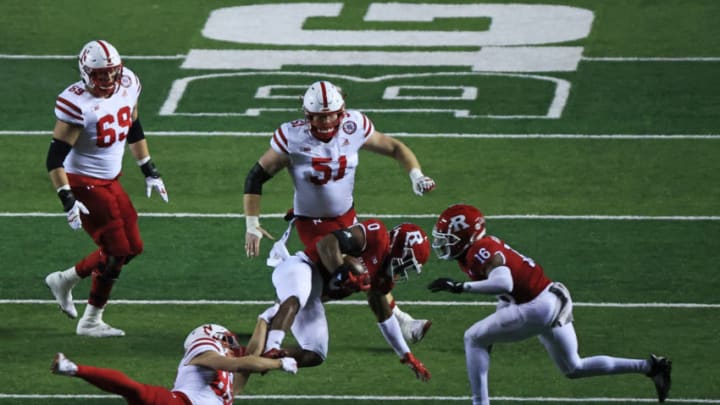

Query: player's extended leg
[[539, 322, 672, 401], [465, 293, 557, 405], [289, 270, 329, 367], [76, 253, 126, 337], [45, 249, 104, 319], [387, 293, 432, 344], [265, 255, 314, 357], [51, 353, 186, 405]]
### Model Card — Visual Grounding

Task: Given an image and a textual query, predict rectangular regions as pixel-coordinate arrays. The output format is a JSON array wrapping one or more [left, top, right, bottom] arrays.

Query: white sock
[[392, 306, 414, 323], [265, 330, 285, 351], [61, 266, 82, 284], [81, 304, 103, 322]]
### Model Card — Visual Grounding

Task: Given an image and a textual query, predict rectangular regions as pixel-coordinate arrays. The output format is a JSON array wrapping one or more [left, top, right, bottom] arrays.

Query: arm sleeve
[[463, 266, 513, 294]]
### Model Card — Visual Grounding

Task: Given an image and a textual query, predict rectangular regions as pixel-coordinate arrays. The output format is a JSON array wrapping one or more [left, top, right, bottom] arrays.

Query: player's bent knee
[[561, 362, 584, 379], [296, 350, 325, 368]]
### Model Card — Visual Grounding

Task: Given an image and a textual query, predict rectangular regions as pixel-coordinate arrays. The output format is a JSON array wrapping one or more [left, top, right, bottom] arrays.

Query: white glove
[[145, 177, 169, 202], [258, 302, 280, 324], [409, 168, 436, 196], [66, 200, 89, 230], [280, 357, 298, 374]]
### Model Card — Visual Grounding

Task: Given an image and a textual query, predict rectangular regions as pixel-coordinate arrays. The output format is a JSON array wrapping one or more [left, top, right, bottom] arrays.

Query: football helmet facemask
[[388, 223, 430, 282], [78, 40, 123, 98], [303, 80, 345, 142], [432, 204, 486, 260], [183, 324, 243, 356]]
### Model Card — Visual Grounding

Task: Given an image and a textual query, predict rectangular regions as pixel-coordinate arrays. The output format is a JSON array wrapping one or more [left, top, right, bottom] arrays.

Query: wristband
[[57, 187, 76, 212], [138, 157, 161, 178], [246, 215, 260, 233]]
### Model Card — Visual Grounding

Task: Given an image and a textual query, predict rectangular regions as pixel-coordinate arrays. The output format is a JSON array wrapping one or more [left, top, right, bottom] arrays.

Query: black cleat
[[646, 354, 672, 402]]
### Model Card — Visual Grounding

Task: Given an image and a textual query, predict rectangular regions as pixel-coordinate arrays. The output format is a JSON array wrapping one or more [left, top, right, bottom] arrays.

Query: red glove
[[344, 271, 371, 292], [401, 352, 431, 382]]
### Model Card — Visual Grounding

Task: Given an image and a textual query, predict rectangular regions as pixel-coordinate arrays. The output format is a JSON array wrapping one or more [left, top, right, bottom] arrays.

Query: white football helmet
[[303, 80, 345, 142], [78, 40, 123, 97], [183, 324, 242, 356]]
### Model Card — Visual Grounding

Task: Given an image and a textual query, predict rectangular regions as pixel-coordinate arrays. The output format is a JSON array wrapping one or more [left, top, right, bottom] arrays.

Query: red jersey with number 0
[[460, 235, 551, 304]]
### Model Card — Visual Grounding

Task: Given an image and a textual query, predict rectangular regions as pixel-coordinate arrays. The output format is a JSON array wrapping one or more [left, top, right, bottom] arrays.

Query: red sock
[[88, 273, 114, 308], [75, 250, 105, 278], [76, 365, 147, 403]]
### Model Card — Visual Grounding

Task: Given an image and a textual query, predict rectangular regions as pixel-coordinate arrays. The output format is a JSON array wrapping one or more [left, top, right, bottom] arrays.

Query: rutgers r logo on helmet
[[432, 204, 487, 260]]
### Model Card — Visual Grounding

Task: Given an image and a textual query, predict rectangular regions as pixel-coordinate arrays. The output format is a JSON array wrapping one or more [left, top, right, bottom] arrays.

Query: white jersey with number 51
[[270, 109, 374, 218]]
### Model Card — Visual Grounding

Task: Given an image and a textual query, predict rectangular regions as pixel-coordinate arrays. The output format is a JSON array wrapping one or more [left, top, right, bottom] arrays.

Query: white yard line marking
[[0, 394, 717, 403], [2, 212, 718, 220], [2, 299, 718, 308], [1, 54, 719, 62], [2, 130, 719, 139]]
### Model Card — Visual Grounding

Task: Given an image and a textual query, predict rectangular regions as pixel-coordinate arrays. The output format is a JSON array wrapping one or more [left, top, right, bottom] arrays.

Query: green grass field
[[1, 0, 719, 404]]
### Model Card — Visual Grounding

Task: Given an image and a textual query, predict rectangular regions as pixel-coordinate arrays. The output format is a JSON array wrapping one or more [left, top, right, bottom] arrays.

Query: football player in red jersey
[[44, 40, 168, 337], [428, 204, 672, 404], [51, 306, 297, 405], [262, 220, 432, 382], [243, 80, 435, 344]]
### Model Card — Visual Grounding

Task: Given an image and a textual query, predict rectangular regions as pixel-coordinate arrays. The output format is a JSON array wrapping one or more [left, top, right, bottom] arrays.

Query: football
[[343, 255, 367, 274]]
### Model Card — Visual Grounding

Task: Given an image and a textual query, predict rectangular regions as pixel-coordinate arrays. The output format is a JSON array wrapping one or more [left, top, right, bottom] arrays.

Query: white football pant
[[464, 284, 649, 405]]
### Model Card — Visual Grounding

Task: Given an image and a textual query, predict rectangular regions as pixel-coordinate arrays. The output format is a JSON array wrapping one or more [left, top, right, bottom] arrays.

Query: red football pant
[[294, 207, 357, 263], [76, 365, 189, 405], [69, 174, 143, 308]]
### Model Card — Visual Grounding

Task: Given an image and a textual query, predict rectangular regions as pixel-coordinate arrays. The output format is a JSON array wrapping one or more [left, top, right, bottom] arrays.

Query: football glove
[[280, 357, 298, 374], [66, 200, 89, 231], [145, 177, 169, 202], [329, 266, 370, 293], [428, 277, 464, 293], [401, 353, 431, 382], [409, 168, 436, 196], [57, 187, 89, 231]]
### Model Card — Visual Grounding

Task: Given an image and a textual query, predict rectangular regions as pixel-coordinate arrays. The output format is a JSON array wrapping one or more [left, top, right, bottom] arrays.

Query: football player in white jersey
[[243, 80, 436, 345], [44, 40, 169, 337], [51, 306, 298, 404]]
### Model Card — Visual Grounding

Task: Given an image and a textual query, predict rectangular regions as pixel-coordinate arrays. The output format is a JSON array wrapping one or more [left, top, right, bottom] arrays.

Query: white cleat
[[402, 319, 432, 344], [76, 319, 125, 337], [51, 352, 78, 376], [45, 271, 78, 319]]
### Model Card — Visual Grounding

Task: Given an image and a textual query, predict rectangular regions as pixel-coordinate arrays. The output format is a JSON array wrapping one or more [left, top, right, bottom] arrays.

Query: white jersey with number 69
[[270, 110, 374, 218], [54, 67, 142, 180]]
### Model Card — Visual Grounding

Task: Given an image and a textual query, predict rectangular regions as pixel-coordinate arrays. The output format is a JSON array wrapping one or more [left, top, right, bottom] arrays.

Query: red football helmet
[[78, 40, 123, 98], [303, 80, 345, 142], [432, 204, 486, 260], [388, 223, 430, 281]]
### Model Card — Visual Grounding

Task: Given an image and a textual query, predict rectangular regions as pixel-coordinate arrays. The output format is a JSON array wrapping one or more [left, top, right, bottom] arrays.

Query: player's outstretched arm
[[361, 130, 435, 195]]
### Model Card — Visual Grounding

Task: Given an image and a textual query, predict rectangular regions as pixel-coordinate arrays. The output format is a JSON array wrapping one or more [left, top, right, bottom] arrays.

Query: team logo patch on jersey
[[120, 75, 132, 88], [342, 121, 357, 134]]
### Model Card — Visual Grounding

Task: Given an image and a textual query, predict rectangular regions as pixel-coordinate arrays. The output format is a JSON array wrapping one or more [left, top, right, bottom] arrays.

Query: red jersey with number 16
[[460, 235, 551, 304]]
